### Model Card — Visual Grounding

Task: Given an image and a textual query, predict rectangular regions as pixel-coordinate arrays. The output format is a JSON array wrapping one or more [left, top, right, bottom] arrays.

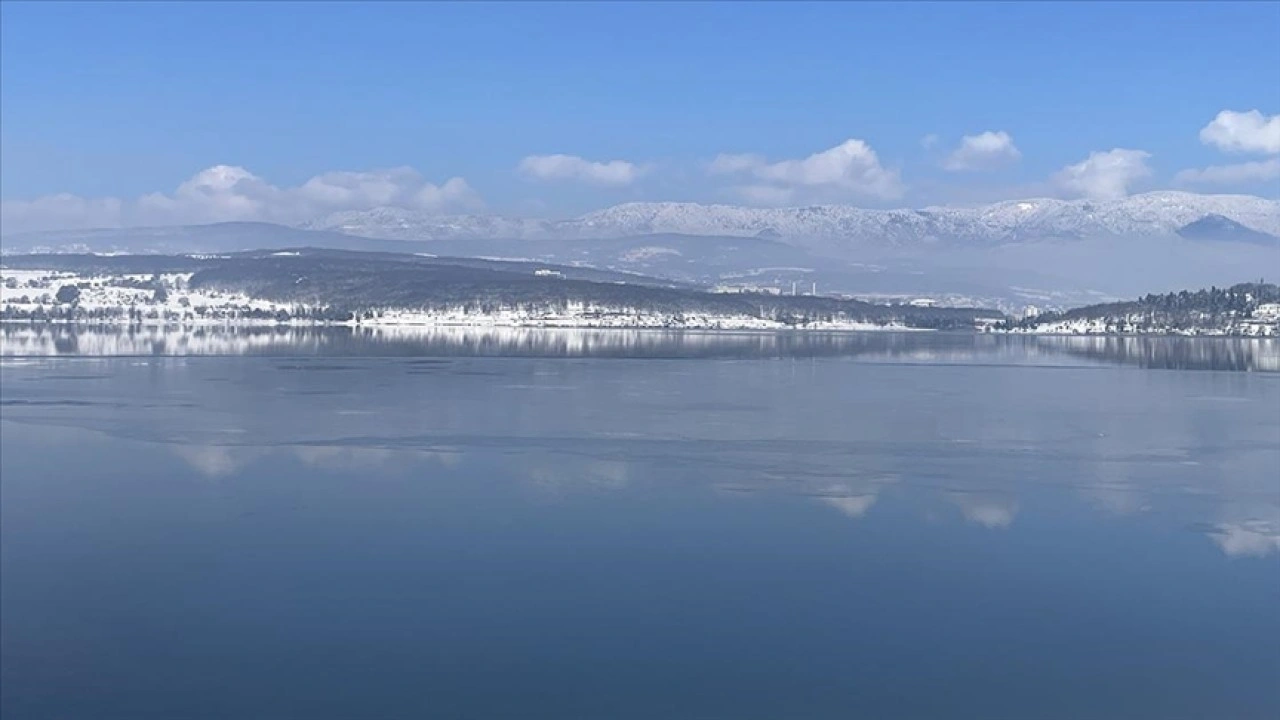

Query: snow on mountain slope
[[301, 191, 1280, 246], [304, 207, 557, 241]]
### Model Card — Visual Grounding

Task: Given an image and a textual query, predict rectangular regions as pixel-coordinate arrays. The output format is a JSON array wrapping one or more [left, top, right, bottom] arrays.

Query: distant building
[[1021, 305, 1041, 319], [712, 284, 782, 295], [908, 298, 937, 308], [534, 269, 563, 278], [973, 316, 1003, 330], [1253, 302, 1280, 320]]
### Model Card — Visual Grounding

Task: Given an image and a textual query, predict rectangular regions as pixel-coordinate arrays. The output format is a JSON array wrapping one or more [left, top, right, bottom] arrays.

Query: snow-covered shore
[[994, 317, 1277, 337], [0, 268, 927, 332]]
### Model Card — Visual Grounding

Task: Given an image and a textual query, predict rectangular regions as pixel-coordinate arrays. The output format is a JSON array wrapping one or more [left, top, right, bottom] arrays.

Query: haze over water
[[2, 330, 1278, 719]]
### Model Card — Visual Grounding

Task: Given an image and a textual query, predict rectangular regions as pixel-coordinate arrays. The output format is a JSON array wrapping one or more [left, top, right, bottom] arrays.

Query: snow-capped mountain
[[301, 191, 1280, 247], [303, 207, 560, 242]]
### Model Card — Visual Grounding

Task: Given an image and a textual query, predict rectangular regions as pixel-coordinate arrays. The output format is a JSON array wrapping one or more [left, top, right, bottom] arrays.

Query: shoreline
[[0, 318, 1276, 338], [0, 317, 934, 332]]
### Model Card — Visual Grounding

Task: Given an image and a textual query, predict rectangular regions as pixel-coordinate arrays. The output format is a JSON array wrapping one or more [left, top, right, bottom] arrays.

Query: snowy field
[[0, 269, 296, 322]]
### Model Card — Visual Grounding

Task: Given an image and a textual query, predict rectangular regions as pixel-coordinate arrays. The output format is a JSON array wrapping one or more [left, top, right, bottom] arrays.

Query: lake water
[[2, 329, 1278, 719]]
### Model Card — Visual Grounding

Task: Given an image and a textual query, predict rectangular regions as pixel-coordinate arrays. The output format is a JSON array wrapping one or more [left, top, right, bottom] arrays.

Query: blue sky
[[2, 1, 1278, 231]]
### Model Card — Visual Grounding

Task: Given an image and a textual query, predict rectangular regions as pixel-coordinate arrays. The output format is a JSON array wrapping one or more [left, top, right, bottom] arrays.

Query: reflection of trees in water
[[5, 325, 1278, 371], [1, 324, 341, 357], [350, 326, 993, 360], [1035, 336, 1280, 372], [3, 324, 992, 359]]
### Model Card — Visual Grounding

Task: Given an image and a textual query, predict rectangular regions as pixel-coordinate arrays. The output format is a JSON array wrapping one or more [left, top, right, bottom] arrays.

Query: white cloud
[[814, 482, 882, 519], [0, 193, 125, 235], [1206, 520, 1280, 558], [1173, 158, 1280, 186], [517, 154, 645, 186], [731, 184, 797, 206], [819, 494, 878, 519], [949, 491, 1018, 529], [173, 445, 266, 479], [919, 133, 940, 150], [941, 130, 1022, 172], [708, 153, 766, 175], [293, 445, 460, 473], [1050, 148, 1152, 200], [709, 139, 905, 204], [1199, 109, 1280, 155], [1, 165, 480, 235]]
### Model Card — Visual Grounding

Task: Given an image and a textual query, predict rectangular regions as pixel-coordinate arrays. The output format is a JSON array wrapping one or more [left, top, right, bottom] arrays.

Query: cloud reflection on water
[[4, 335, 1276, 559]]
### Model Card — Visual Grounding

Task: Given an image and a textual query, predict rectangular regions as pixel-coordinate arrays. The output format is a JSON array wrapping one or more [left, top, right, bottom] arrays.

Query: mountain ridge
[[300, 191, 1280, 246]]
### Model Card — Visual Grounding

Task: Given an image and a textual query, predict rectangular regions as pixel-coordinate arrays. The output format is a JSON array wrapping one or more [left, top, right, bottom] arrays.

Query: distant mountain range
[[4, 191, 1277, 314], [300, 191, 1280, 247], [6, 192, 1278, 252]]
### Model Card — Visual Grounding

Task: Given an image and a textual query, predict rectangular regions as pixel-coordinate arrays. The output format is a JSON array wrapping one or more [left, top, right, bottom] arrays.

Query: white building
[[1253, 302, 1280, 321]]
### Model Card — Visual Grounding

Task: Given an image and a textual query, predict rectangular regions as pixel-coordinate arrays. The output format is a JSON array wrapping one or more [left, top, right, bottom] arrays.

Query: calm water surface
[[2, 329, 1278, 719]]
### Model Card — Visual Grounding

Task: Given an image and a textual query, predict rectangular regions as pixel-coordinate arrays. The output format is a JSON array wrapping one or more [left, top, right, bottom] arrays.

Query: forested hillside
[[2, 249, 1002, 330], [1003, 282, 1279, 335]]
